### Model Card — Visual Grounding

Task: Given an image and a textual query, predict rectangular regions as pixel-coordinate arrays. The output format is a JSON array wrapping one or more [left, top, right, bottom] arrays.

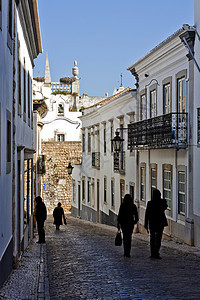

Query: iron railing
[[114, 151, 125, 174], [128, 113, 188, 150], [92, 152, 100, 169]]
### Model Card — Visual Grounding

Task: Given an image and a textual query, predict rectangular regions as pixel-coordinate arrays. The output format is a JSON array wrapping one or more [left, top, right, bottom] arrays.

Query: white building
[[127, 25, 198, 246], [71, 87, 137, 225], [193, 0, 200, 247], [0, 0, 42, 287], [33, 56, 106, 144]]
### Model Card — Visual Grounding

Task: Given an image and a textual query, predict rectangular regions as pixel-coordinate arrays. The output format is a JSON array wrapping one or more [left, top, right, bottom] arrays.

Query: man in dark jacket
[[35, 196, 47, 243], [53, 202, 66, 230], [117, 194, 138, 257], [144, 189, 168, 259]]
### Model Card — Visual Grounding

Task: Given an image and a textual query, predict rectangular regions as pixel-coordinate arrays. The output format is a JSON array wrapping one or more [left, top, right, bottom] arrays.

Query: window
[[104, 177, 107, 203], [18, 39, 21, 115], [140, 164, 146, 201], [73, 181, 76, 203], [150, 165, 157, 200], [177, 77, 186, 113], [7, 0, 13, 51], [91, 179, 95, 207], [163, 83, 171, 114], [24, 159, 33, 226], [28, 72, 30, 125], [120, 180, 125, 204], [150, 89, 157, 118], [82, 132, 85, 152], [178, 170, 186, 215], [140, 94, 146, 120], [8, 0, 12, 37], [163, 165, 172, 210], [58, 103, 64, 115], [82, 178, 85, 202], [57, 134, 64, 141], [87, 180, 90, 203], [88, 131, 91, 153], [7, 110, 11, 174], [197, 108, 200, 145], [110, 123, 113, 153], [103, 124, 106, 154], [111, 179, 115, 207], [23, 59, 26, 121], [0, 0, 2, 30], [129, 184, 134, 201]]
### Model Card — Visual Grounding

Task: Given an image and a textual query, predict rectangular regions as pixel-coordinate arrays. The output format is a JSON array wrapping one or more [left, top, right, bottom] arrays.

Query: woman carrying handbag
[[117, 194, 138, 257]]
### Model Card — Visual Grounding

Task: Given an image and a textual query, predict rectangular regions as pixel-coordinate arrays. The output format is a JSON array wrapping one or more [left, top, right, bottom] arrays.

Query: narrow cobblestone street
[[46, 216, 200, 300], [1, 215, 200, 300]]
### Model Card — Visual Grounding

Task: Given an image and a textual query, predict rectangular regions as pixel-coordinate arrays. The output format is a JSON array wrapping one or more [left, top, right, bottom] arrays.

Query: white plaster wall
[[72, 90, 137, 218], [193, 0, 200, 217], [0, 0, 14, 259], [38, 94, 82, 142]]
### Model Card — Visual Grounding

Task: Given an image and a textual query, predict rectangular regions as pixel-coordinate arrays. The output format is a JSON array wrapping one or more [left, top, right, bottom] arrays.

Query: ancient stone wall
[[41, 141, 81, 214]]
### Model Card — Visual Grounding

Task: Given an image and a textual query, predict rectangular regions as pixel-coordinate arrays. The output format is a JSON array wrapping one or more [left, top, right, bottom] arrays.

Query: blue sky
[[34, 0, 194, 97]]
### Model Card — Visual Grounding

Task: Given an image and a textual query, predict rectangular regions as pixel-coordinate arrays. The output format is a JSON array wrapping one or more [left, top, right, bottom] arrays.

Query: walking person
[[117, 194, 138, 257], [35, 196, 47, 243], [53, 202, 66, 230], [144, 188, 168, 259]]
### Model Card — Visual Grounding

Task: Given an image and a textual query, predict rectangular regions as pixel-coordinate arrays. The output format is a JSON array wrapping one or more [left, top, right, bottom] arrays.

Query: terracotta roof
[[85, 87, 133, 109]]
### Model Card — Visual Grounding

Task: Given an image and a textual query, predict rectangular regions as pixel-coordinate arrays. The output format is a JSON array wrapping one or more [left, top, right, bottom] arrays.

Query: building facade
[[71, 88, 137, 226], [33, 57, 107, 213], [127, 26, 198, 246], [193, 0, 200, 247], [0, 0, 42, 287], [72, 20, 200, 248]]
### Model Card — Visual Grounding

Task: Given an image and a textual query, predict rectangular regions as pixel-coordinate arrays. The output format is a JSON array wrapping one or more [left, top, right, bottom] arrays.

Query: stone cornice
[[16, 0, 42, 66], [179, 30, 195, 61]]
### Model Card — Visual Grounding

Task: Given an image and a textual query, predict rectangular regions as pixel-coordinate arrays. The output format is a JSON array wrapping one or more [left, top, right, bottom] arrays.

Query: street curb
[[38, 244, 50, 300]]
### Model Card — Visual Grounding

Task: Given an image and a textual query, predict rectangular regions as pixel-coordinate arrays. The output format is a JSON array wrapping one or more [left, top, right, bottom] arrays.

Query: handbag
[[64, 217, 67, 225], [115, 230, 122, 246]]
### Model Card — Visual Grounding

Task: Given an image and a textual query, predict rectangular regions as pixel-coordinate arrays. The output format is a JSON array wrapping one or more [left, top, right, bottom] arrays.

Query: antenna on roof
[[120, 73, 123, 86]]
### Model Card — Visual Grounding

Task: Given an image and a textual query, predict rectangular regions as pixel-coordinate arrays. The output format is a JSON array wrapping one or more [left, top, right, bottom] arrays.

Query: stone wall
[[41, 141, 81, 214]]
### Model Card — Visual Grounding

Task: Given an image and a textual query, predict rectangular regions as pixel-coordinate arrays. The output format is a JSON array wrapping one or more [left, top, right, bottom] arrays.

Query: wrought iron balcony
[[114, 151, 125, 175], [128, 113, 188, 150], [92, 152, 100, 169]]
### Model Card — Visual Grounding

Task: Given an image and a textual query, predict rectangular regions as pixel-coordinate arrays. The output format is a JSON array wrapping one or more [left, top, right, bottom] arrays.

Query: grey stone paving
[[0, 216, 200, 300], [46, 216, 200, 300], [0, 238, 50, 300]]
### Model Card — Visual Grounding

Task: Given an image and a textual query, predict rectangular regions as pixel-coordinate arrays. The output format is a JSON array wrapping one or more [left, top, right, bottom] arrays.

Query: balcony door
[[150, 89, 157, 118], [163, 83, 171, 114], [177, 77, 186, 114]]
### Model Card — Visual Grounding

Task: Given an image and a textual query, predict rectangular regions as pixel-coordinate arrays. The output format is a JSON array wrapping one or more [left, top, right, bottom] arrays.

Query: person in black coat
[[144, 189, 168, 259], [35, 196, 47, 243], [53, 202, 66, 230], [117, 194, 138, 257]]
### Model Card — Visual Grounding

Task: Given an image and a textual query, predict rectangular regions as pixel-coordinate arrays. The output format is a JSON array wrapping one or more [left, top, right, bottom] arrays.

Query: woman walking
[[53, 202, 66, 230], [117, 194, 138, 257]]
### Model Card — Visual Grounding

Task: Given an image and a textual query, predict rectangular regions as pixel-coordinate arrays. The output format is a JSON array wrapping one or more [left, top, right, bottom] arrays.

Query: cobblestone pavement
[[0, 237, 50, 300], [0, 216, 200, 300], [46, 216, 200, 300]]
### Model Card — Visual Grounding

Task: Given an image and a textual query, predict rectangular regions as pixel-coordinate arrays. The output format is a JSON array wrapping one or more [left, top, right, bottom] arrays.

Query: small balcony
[[92, 152, 100, 169], [114, 151, 125, 175], [128, 113, 188, 150]]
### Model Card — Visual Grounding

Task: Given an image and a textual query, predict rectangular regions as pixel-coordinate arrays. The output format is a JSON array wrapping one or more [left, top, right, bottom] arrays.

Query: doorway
[[97, 180, 100, 223]]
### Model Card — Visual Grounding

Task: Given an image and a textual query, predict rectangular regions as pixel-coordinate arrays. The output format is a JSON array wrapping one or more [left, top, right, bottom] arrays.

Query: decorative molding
[[43, 116, 79, 125]]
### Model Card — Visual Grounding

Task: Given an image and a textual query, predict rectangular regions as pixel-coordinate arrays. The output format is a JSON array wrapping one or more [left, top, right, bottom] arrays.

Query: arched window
[[58, 103, 64, 115]]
